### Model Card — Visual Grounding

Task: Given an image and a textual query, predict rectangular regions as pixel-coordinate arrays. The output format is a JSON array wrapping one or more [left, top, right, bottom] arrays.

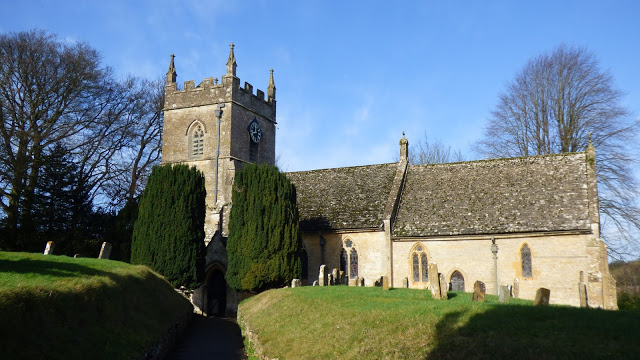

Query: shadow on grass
[[425, 302, 640, 359], [0, 257, 115, 279]]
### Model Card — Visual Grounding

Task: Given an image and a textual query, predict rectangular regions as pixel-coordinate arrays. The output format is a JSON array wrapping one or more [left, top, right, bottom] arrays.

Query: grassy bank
[[239, 286, 640, 359], [0, 251, 192, 360]]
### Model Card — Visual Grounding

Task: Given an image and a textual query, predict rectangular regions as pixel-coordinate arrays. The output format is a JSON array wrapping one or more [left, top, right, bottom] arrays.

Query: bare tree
[[476, 44, 640, 259], [400, 132, 464, 165]]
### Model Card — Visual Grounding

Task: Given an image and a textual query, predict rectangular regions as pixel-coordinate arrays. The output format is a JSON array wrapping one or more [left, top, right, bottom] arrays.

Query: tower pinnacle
[[166, 54, 177, 83], [267, 68, 276, 100], [226, 43, 237, 76]]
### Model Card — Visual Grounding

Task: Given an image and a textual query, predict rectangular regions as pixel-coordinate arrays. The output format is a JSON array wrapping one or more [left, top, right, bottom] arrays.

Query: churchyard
[[239, 285, 640, 359]]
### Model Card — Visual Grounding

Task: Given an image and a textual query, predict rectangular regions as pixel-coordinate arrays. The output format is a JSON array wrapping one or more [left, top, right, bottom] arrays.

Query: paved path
[[165, 315, 247, 360]]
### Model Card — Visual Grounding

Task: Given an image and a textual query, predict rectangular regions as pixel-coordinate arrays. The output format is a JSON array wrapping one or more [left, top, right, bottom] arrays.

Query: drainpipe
[[214, 104, 225, 204], [491, 237, 499, 295]]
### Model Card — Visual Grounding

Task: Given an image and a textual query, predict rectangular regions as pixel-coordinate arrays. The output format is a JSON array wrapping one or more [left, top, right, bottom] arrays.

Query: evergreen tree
[[131, 164, 206, 289], [226, 163, 302, 292]]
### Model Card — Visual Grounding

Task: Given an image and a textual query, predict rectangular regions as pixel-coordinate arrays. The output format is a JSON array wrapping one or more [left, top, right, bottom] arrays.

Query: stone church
[[161, 45, 617, 315]]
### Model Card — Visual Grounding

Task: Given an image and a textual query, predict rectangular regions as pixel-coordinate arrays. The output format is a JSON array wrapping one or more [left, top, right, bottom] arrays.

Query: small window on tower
[[190, 124, 204, 158]]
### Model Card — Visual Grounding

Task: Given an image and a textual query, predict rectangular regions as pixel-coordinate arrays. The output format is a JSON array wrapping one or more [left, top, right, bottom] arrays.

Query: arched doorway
[[450, 270, 465, 292], [206, 268, 227, 317]]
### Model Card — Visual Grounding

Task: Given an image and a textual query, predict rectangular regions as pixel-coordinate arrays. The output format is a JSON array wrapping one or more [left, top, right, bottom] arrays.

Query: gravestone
[[291, 279, 301, 288], [98, 242, 112, 259], [318, 265, 328, 286], [402, 277, 409, 288], [579, 282, 588, 308], [438, 273, 448, 300], [340, 271, 347, 285], [312, 280, 318, 286], [74, 254, 81, 258], [328, 273, 334, 286], [513, 278, 520, 298], [43, 241, 54, 255], [382, 276, 390, 290], [499, 285, 510, 303], [472, 280, 486, 302], [332, 269, 339, 285], [354, 276, 361, 286], [358, 277, 365, 286], [534, 288, 551, 306], [428, 263, 441, 299]]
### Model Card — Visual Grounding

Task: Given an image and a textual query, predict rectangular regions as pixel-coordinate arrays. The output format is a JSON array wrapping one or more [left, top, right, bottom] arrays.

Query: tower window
[[190, 124, 204, 158]]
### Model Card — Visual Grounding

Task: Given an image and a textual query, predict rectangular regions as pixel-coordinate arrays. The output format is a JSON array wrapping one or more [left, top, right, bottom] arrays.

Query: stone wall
[[391, 232, 616, 308]]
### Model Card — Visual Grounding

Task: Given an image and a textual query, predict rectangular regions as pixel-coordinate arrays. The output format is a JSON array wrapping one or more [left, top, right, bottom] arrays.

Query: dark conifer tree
[[226, 163, 301, 292], [131, 164, 206, 289]]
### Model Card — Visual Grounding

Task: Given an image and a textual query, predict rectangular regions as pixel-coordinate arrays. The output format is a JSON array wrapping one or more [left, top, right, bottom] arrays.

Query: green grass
[[239, 286, 640, 359], [0, 251, 192, 360]]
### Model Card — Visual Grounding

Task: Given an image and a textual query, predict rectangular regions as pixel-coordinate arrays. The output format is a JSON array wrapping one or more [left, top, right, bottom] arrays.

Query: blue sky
[[2, 0, 639, 172]]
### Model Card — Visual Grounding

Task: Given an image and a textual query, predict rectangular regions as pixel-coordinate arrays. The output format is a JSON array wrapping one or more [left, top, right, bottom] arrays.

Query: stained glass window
[[350, 249, 358, 279], [521, 244, 532, 278], [191, 125, 204, 158], [451, 270, 464, 291], [413, 253, 420, 282], [421, 253, 428, 282]]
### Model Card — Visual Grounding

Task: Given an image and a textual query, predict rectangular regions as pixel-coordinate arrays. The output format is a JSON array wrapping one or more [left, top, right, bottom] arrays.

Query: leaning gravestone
[[534, 288, 551, 306], [98, 242, 112, 259], [513, 278, 520, 298], [291, 279, 301, 288], [472, 280, 486, 302], [318, 265, 328, 286], [332, 268, 339, 285], [438, 273, 448, 300], [43, 241, 54, 255], [579, 282, 588, 308], [428, 263, 441, 299], [402, 277, 409, 288], [499, 285, 510, 304], [312, 280, 318, 286], [382, 276, 390, 290]]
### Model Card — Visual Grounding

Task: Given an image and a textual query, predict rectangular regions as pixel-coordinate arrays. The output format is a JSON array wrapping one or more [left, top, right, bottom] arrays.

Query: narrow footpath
[[165, 315, 247, 360]]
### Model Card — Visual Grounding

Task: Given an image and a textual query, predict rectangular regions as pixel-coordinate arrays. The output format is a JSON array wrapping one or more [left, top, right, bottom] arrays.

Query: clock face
[[248, 119, 262, 143]]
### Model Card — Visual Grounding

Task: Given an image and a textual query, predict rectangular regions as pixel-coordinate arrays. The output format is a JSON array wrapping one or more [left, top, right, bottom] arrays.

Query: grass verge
[[0, 251, 192, 360], [239, 286, 640, 359]]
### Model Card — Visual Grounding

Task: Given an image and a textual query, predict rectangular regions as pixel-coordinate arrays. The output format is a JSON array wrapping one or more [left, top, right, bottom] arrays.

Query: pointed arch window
[[349, 248, 358, 279], [410, 244, 428, 286], [450, 270, 465, 292], [521, 244, 532, 278], [190, 124, 205, 158]]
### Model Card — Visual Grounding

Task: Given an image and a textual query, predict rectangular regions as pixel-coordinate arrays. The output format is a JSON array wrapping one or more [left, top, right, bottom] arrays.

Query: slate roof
[[287, 163, 398, 231], [392, 153, 591, 237]]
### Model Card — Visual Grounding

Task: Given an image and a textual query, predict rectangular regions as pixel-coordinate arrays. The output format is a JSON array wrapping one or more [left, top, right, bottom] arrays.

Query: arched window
[[340, 248, 347, 275], [521, 244, 532, 278], [450, 270, 465, 292], [301, 249, 308, 280], [410, 244, 428, 286], [190, 124, 204, 158], [349, 248, 358, 279]]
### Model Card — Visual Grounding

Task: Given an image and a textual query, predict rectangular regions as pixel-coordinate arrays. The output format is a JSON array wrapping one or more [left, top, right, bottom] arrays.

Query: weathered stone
[[318, 265, 328, 286], [382, 276, 390, 290], [472, 280, 486, 302], [43, 241, 54, 255], [332, 268, 339, 285], [499, 285, 510, 304], [312, 280, 318, 286], [428, 263, 440, 299], [439, 273, 448, 300], [513, 278, 520, 298], [98, 242, 112, 259], [358, 277, 365, 286], [74, 254, 80, 258], [328, 273, 334, 286], [534, 288, 551, 306], [291, 279, 301, 288], [579, 282, 588, 308], [402, 277, 409, 288]]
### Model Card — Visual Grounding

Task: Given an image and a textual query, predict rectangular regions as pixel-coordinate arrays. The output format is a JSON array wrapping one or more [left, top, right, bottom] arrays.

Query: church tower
[[161, 44, 277, 242]]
